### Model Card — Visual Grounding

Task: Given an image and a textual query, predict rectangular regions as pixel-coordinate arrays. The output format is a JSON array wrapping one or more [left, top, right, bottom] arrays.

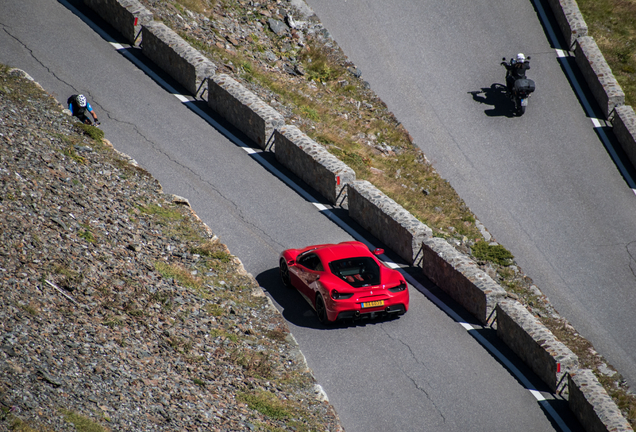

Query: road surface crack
[[627, 241, 636, 279], [0, 22, 77, 94], [103, 112, 284, 253], [380, 326, 447, 424]]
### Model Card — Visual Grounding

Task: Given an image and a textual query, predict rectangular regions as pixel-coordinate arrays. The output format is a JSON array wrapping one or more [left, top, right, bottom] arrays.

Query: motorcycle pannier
[[514, 79, 535, 93]]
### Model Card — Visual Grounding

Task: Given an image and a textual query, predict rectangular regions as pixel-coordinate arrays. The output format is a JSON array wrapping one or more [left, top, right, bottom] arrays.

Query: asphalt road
[[302, 0, 636, 390], [0, 0, 584, 430]]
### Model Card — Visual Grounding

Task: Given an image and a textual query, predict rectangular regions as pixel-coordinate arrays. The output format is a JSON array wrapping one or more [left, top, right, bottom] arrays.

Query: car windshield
[[328, 256, 380, 287]]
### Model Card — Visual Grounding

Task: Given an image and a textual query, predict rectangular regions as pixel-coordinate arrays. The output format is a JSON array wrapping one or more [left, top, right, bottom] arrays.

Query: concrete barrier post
[[419, 237, 506, 324], [496, 299, 578, 393], [141, 22, 216, 97], [207, 74, 285, 148], [568, 369, 634, 432], [83, 0, 153, 45], [574, 36, 625, 119], [611, 105, 636, 169], [348, 180, 432, 264], [544, 0, 588, 48], [273, 125, 355, 207]]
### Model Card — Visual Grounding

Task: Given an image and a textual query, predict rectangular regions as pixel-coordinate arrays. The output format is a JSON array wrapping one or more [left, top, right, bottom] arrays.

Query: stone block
[[611, 105, 636, 170], [575, 37, 625, 118], [568, 369, 634, 432], [274, 125, 354, 206], [544, 0, 588, 48], [496, 299, 578, 393], [348, 180, 432, 264], [141, 22, 216, 97], [420, 237, 506, 324], [84, 0, 152, 45], [207, 74, 284, 148]]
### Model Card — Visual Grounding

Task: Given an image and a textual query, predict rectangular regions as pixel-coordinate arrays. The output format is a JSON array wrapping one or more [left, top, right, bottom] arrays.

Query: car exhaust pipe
[[355, 311, 360, 318]]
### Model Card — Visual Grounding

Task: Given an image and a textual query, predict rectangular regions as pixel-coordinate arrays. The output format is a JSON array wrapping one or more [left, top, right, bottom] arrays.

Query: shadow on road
[[255, 267, 403, 331], [469, 83, 517, 117]]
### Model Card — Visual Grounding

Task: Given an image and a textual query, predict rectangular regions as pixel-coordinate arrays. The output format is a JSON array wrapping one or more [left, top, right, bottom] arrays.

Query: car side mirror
[[373, 248, 384, 256], [287, 259, 296, 266]]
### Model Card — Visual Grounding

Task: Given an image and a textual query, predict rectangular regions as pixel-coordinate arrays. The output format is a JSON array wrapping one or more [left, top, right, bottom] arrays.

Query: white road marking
[[530, 0, 636, 194], [64, 1, 573, 428]]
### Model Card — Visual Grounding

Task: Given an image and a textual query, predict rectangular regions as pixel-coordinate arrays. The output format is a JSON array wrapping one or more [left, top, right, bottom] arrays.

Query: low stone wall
[[574, 36, 625, 119], [569, 369, 634, 432], [347, 181, 432, 265], [83, 0, 152, 45], [611, 105, 636, 169], [496, 300, 578, 393], [84, 4, 635, 430], [419, 237, 506, 324], [207, 74, 285, 149], [141, 22, 216, 97], [544, 0, 587, 48], [273, 125, 355, 207]]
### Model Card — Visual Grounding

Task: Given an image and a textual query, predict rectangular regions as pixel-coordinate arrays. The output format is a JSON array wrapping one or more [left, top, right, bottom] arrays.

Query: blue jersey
[[69, 101, 93, 115]]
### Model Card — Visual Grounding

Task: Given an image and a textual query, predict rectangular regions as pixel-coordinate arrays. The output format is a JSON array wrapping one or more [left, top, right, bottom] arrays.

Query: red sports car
[[279, 241, 409, 324]]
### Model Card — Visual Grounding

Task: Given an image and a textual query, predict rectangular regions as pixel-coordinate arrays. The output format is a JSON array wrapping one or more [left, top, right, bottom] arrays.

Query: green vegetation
[[577, 0, 636, 106], [77, 123, 105, 142], [61, 410, 109, 432], [230, 349, 273, 378], [238, 391, 291, 420], [155, 261, 203, 290], [471, 241, 515, 266]]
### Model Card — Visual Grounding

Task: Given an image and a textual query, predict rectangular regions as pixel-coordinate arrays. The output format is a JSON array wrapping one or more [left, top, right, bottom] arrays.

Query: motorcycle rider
[[502, 53, 530, 94], [67, 94, 100, 125]]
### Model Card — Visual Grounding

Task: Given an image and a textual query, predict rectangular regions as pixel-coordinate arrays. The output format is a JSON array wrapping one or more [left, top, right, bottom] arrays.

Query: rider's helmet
[[76, 94, 87, 107], [516, 53, 526, 63]]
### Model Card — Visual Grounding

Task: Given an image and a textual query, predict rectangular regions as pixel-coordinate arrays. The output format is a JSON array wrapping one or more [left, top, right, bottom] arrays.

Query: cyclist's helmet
[[76, 94, 87, 107]]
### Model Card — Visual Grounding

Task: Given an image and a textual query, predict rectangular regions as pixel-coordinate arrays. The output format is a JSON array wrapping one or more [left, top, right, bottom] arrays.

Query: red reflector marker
[[337, 176, 340, 186], [557, 363, 561, 373], [134, 17, 139, 26]]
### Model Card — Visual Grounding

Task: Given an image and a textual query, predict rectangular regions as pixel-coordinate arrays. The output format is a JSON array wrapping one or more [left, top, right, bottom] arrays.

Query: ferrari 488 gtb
[[279, 241, 409, 324]]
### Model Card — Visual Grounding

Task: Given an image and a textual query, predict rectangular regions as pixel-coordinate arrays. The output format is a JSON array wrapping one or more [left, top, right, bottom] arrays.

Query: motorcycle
[[501, 56, 535, 116]]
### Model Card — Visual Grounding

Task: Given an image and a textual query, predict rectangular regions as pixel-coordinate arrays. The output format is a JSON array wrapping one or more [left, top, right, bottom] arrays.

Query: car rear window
[[329, 257, 380, 287]]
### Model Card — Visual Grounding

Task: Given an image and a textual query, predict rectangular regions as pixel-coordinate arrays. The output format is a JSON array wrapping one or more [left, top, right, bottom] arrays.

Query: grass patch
[[61, 409, 109, 432], [137, 203, 183, 221], [62, 145, 86, 164], [155, 261, 203, 290], [238, 391, 291, 420], [78, 229, 95, 243], [175, 0, 216, 14], [471, 241, 514, 266], [4, 415, 54, 432], [230, 349, 273, 378], [77, 123, 104, 143], [577, 0, 636, 106], [191, 241, 233, 262]]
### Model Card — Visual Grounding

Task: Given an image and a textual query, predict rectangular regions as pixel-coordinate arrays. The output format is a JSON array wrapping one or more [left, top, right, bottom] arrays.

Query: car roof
[[313, 242, 372, 263]]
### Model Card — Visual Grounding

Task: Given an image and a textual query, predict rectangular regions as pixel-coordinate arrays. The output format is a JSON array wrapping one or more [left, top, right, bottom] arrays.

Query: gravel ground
[[0, 67, 343, 432]]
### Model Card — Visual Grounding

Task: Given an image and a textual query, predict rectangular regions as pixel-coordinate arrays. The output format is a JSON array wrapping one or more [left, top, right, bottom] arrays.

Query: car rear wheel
[[315, 293, 329, 325], [279, 258, 292, 288]]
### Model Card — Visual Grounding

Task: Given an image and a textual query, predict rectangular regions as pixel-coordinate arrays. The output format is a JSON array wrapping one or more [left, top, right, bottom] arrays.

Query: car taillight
[[388, 281, 407, 293], [331, 289, 353, 300]]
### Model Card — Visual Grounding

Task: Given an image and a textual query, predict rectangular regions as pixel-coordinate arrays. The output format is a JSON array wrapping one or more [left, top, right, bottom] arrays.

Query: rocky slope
[[0, 67, 342, 431]]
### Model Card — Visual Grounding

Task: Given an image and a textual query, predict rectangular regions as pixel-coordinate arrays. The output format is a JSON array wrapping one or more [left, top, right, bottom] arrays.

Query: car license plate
[[521, 98, 528, 106], [361, 300, 384, 308]]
